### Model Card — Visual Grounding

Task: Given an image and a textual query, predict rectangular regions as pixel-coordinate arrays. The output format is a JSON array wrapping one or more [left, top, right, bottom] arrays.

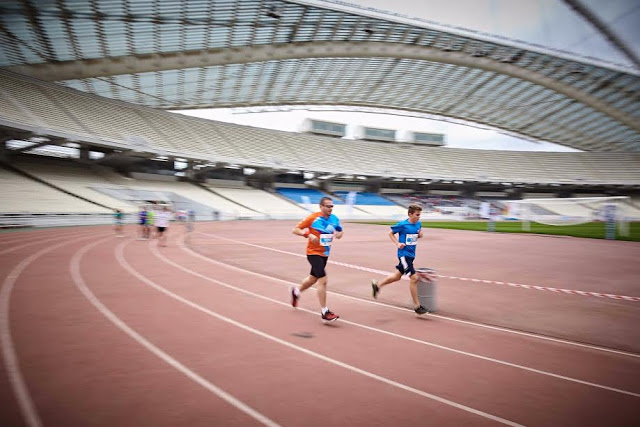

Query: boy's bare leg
[[378, 270, 402, 290], [409, 274, 420, 308]]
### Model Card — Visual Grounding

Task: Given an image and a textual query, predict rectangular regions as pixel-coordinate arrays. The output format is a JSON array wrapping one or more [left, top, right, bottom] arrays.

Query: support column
[[79, 145, 90, 161], [0, 135, 13, 162]]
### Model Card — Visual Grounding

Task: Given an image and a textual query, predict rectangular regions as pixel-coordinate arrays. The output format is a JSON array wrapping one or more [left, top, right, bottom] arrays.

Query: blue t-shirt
[[391, 219, 421, 258], [299, 213, 343, 257]]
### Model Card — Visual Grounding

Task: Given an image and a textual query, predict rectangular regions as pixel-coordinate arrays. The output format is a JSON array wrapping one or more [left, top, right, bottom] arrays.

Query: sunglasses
[[323, 205, 334, 208]]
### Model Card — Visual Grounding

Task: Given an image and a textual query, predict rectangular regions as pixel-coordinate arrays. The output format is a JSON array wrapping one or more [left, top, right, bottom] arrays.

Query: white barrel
[[416, 268, 437, 312]]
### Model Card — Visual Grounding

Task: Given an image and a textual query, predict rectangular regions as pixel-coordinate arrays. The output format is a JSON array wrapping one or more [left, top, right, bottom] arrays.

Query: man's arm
[[292, 226, 307, 237], [293, 222, 318, 243]]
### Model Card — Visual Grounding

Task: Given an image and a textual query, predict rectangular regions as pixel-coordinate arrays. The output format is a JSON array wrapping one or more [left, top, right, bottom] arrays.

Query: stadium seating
[[0, 166, 110, 213], [204, 185, 310, 218], [14, 158, 136, 212], [332, 191, 407, 218], [2, 70, 640, 226], [275, 188, 342, 205], [2, 71, 640, 187], [333, 191, 396, 205]]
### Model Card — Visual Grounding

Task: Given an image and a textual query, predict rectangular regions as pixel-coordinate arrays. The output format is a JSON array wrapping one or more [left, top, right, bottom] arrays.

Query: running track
[[1, 221, 639, 426]]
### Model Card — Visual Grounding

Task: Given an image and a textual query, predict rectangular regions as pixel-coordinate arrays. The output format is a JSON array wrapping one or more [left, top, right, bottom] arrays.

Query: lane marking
[[197, 232, 640, 302], [168, 238, 640, 398], [1, 234, 102, 427], [194, 232, 640, 359], [71, 238, 280, 427], [0, 230, 91, 256], [117, 239, 522, 426]]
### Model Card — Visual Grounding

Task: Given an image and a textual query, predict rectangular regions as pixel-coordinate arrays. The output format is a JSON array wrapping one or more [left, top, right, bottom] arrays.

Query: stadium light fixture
[[265, 6, 282, 19]]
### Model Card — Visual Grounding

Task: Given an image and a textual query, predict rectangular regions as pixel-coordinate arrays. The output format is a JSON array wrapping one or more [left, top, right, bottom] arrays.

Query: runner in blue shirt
[[138, 207, 148, 239], [371, 204, 429, 315]]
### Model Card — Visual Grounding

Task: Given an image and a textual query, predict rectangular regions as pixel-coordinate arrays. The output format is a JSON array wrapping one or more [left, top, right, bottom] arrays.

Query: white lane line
[[120, 240, 522, 426], [0, 231, 91, 256], [0, 234, 101, 427], [197, 232, 640, 302], [196, 231, 640, 359], [171, 238, 640, 399], [70, 238, 280, 427]]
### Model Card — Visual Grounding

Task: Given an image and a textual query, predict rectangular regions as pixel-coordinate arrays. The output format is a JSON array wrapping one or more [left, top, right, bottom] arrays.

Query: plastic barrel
[[416, 267, 437, 312]]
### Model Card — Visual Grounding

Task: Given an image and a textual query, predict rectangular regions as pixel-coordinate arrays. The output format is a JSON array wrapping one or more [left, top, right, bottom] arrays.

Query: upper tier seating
[[1, 70, 639, 186]]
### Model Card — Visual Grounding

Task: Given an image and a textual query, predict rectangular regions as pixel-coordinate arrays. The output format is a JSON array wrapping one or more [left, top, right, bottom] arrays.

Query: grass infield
[[361, 220, 640, 242]]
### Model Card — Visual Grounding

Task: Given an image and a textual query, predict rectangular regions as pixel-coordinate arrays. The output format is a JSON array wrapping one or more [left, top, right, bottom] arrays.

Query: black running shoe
[[371, 280, 379, 299], [414, 306, 428, 315]]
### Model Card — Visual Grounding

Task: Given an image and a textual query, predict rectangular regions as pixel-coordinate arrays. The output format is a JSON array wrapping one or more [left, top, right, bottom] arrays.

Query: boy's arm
[[388, 230, 404, 248]]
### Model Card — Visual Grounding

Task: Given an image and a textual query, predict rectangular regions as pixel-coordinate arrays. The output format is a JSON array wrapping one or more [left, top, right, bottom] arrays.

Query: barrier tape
[[327, 259, 640, 302], [200, 232, 640, 303]]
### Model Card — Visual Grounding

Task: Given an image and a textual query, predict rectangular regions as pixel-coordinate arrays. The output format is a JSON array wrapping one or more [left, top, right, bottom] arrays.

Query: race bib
[[405, 234, 418, 246], [319, 234, 334, 247]]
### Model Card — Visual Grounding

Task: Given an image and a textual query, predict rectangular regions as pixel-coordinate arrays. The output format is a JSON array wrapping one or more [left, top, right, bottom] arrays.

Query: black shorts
[[396, 256, 416, 276], [156, 226, 166, 233], [307, 255, 328, 278]]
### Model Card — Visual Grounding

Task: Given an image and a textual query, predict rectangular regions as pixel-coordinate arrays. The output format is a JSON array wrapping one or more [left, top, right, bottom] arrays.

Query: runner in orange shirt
[[290, 197, 344, 323]]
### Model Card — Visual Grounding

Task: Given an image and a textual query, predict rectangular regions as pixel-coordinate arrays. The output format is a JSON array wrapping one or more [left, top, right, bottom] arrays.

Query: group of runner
[[291, 197, 429, 323], [117, 196, 428, 322], [136, 205, 173, 246]]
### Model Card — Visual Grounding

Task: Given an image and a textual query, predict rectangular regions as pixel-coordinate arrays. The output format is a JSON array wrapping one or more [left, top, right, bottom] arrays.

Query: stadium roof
[[0, 0, 639, 152]]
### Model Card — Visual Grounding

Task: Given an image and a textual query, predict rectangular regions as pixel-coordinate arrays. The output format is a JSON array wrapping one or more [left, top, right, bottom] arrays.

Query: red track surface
[[1, 221, 639, 426]]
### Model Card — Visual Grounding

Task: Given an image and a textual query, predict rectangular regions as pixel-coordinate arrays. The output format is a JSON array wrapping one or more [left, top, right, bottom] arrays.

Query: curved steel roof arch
[[8, 41, 639, 134], [0, 0, 638, 152]]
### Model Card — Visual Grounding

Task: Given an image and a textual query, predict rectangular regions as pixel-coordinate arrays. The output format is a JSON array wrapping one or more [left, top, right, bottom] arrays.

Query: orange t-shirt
[[297, 212, 342, 257]]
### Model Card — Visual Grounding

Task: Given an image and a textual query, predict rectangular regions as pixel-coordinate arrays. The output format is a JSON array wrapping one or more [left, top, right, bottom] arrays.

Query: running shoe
[[321, 310, 339, 323], [371, 280, 379, 299], [290, 286, 299, 308], [414, 306, 428, 315]]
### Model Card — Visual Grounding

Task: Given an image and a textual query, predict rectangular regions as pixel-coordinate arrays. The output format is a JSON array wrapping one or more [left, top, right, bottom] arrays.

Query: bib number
[[405, 234, 418, 246], [319, 234, 333, 247]]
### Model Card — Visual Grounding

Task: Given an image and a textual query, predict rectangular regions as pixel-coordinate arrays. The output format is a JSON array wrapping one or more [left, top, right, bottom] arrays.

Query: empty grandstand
[[0, 0, 639, 230]]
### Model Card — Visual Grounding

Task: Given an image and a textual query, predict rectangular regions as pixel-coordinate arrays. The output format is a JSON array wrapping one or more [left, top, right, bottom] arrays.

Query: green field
[[362, 221, 640, 242]]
